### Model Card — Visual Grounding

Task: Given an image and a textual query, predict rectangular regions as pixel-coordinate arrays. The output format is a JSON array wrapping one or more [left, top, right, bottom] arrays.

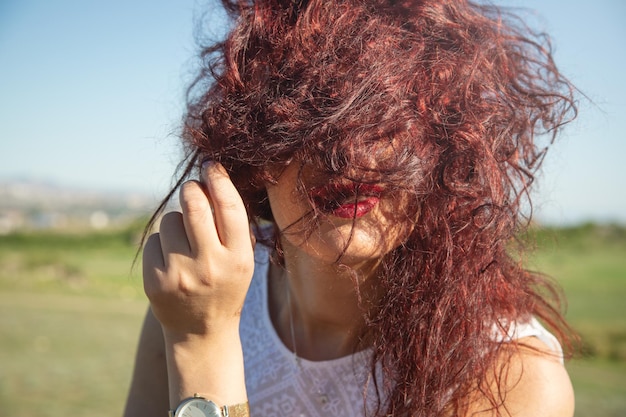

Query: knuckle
[[180, 180, 201, 195], [233, 262, 253, 278], [213, 197, 240, 212], [196, 263, 218, 286], [227, 249, 255, 277], [179, 181, 208, 214], [175, 272, 196, 296]]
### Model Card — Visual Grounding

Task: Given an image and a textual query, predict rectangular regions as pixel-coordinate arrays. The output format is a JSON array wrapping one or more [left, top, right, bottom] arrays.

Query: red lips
[[309, 183, 384, 218]]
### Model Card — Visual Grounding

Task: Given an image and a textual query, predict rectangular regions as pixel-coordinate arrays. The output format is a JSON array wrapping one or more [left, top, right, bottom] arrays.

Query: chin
[[288, 217, 406, 266]]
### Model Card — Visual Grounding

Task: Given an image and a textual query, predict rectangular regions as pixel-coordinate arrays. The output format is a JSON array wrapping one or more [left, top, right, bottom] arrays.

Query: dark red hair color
[[152, 0, 577, 415]]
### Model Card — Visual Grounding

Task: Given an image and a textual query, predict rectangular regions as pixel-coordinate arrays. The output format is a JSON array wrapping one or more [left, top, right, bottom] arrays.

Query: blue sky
[[1, 0, 624, 224]]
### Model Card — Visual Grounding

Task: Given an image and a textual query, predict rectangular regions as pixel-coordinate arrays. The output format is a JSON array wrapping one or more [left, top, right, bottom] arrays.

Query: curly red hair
[[152, 0, 577, 415]]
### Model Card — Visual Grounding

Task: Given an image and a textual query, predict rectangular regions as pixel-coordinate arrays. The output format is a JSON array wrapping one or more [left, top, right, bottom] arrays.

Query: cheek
[[266, 185, 311, 240]]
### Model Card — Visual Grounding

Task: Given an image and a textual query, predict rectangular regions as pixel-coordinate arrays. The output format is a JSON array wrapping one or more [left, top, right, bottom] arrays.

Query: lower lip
[[330, 197, 380, 218]]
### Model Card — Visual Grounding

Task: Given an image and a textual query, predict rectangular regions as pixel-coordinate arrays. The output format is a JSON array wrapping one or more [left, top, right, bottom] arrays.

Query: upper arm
[[467, 336, 575, 417], [123, 307, 169, 417]]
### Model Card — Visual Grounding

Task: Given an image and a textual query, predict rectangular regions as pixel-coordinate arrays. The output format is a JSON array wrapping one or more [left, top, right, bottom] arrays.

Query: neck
[[268, 239, 380, 361]]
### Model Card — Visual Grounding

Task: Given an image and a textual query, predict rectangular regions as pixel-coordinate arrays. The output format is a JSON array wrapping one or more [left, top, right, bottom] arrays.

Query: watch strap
[[224, 402, 250, 417]]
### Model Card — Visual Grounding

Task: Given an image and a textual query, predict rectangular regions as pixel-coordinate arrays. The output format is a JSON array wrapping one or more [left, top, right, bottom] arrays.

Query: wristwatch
[[169, 394, 249, 417]]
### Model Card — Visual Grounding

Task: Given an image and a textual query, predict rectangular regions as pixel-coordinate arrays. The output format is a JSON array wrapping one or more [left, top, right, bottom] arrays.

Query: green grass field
[[0, 223, 624, 416]]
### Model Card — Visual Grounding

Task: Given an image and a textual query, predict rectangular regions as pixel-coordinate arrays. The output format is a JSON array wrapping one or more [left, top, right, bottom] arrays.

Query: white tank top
[[239, 245, 562, 417]]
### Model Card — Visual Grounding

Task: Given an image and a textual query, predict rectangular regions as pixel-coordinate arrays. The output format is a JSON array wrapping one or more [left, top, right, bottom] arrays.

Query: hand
[[142, 161, 255, 340]]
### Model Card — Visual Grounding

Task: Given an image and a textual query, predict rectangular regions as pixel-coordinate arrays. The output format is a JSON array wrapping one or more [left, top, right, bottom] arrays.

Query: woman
[[124, 0, 577, 416]]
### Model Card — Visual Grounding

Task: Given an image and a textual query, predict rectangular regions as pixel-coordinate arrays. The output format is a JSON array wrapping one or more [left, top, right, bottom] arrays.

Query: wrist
[[159, 311, 242, 341], [162, 319, 241, 346], [164, 327, 247, 408]]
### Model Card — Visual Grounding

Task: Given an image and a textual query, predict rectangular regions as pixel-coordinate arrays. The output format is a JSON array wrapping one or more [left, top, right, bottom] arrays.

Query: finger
[[142, 233, 165, 299], [158, 211, 192, 265], [201, 161, 251, 249], [179, 180, 219, 255]]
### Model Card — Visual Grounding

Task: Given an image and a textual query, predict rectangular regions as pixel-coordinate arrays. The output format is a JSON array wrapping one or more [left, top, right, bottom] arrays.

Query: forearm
[[123, 308, 169, 417]]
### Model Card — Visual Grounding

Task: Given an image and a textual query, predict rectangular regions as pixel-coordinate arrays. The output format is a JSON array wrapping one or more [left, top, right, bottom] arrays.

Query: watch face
[[177, 398, 222, 417]]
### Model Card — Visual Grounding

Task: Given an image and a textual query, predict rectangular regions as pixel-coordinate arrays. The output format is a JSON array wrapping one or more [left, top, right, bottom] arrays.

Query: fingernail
[[201, 158, 214, 171]]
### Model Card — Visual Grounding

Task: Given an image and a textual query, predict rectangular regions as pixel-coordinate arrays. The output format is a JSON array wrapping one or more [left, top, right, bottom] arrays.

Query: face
[[265, 161, 416, 268]]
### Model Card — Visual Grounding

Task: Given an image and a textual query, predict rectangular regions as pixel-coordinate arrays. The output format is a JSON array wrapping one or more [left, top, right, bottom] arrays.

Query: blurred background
[[0, 1, 624, 416]]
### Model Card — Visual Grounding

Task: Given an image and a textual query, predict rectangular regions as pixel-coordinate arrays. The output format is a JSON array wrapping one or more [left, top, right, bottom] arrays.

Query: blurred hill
[[0, 178, 157, 234]]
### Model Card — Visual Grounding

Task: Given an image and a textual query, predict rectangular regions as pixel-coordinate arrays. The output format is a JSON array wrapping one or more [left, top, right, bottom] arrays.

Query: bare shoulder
[[466, 336, 575, 417]]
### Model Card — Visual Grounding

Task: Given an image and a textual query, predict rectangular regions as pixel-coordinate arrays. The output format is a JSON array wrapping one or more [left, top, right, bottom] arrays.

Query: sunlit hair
[[150, 0, 577, 415]]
